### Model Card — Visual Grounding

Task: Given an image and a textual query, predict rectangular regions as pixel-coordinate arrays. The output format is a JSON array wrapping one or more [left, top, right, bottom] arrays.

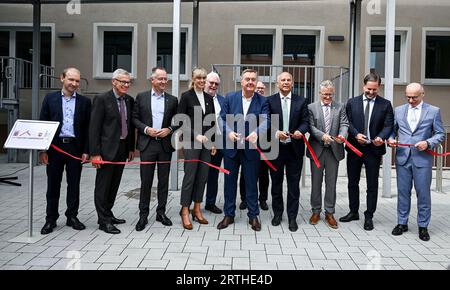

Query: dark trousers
[[139, 140, 172, 218], [205, 149, 224, 205], [270, 143, 302, 219], [94, 140, 128, 225], [224, 150, 260, 218], [45, 141, 82, 223], [239, 160, 269, 202], [346, 150, 382, 219], [180, 148, 211, 207]]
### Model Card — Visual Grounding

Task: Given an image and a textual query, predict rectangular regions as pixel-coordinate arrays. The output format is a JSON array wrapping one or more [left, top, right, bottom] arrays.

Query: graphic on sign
[[4, 119, 60, 150]]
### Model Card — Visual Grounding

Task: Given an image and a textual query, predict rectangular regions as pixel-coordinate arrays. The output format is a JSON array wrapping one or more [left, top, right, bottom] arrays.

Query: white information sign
[[3, 119, 60, 150]]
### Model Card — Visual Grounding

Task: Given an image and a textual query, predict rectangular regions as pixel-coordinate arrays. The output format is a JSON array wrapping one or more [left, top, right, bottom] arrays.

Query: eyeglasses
[[208, 81, 220, 87], [115, 79, 131, 86], [321, 93, 334, 97], [406, 95, 420, 100]]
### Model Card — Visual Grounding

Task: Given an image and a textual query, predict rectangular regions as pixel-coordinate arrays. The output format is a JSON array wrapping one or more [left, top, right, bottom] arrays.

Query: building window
[[156, 31, 186, 75], [283, 34, 316, 66], [425, 35, 450, 80], [365, 28, 410, 84], [93, 23, 137, 79], [103, 31, 132, 73], [148, 25, 191, 80], [370, 35, 401, 78], [422, 28, 450, 84], [238, 32, 274, 77]]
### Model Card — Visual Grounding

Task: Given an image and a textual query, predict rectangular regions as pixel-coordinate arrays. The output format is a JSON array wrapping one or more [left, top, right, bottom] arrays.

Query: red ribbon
[[335, 136, 363, 157], [301, 135, 321, 168], [255, 146, 277, 171], [50, 144, 230, 174], [389, 141, 450, 157]]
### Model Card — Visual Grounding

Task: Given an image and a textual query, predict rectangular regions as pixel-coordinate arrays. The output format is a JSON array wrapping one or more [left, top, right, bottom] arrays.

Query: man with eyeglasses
[[90, 68, 135, 234], [388, 83, 444, 241], [340, 72, 394, 231], [307, 80, 348, 229], [132, 67, 179, 231], [204, 71, 226, 214]]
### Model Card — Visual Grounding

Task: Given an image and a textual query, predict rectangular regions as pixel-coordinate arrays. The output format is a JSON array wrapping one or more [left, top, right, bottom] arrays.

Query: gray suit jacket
[[307, 100, 349, 161]]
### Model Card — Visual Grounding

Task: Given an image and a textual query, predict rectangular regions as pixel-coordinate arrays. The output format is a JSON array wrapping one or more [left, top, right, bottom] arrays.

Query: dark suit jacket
[[177, 88, 216, 146], [132, 90, 178, 153], [346, 94, 394, 156], [39, 90, 91, 155], [267, 92, 309, 158], [89, 89, 135, 161], [221, 91, 269, 160]]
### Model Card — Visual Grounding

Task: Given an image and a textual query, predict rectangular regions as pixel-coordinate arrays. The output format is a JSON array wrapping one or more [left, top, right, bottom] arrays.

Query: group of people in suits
[[38, 66, 444, 241]]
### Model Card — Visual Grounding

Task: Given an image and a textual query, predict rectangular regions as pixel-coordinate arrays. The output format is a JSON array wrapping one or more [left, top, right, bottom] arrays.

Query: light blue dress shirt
[[59, 90, 76, 137]]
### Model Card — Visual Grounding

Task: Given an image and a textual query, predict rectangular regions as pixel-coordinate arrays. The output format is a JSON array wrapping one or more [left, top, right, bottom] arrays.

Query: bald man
[[388, 83, 444, 241]]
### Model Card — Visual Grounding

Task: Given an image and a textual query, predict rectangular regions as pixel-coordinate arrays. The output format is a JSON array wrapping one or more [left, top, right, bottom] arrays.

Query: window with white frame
[[93, 23, 137, 79], [366, 28, 410, 84], [236, 27, 322, 80], [423, 29, 450, 84], [148, 25, 191, 80]]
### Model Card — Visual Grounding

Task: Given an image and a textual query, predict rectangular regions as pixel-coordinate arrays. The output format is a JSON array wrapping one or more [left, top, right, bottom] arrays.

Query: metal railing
[[0, 56, 55, 105], [211, 64, 350, 104]]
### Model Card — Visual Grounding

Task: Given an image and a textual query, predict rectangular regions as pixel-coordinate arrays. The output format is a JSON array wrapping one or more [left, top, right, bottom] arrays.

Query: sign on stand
[[4, 120, 59, 243]]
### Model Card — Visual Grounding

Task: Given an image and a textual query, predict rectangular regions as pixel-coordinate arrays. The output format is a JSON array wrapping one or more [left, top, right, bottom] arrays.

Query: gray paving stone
[[1, 162, 450, 270]]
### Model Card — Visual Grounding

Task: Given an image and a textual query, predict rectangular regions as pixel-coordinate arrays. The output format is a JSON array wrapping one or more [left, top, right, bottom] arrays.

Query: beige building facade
[[0, 0, 450, 152]]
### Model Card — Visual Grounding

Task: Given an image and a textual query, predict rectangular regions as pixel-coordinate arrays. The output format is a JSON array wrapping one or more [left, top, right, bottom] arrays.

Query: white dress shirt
[[242, 93, 253, 119], [195, 89, 206, 113], [363, 95, 376, 142], [408, 101, 423, 132]]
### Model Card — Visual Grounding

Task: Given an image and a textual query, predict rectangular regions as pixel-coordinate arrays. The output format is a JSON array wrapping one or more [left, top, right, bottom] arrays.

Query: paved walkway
[[0, 158, 449, 270]]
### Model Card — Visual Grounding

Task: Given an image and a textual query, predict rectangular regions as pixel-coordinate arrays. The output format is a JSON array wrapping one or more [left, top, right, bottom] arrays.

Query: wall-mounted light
[[328, 35, 345, 42], [57, 32, 74, 39]]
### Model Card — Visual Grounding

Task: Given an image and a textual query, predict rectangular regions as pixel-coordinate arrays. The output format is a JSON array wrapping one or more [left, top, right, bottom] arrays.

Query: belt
[[59, 137, 75, 144]]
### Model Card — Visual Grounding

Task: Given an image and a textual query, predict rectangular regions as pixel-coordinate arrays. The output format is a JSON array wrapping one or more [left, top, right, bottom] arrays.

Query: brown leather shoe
[[249, 217, 261, 231], [325, 213, 338, 229], [309, 213, 320, 225], [217, 216, 234, 230]]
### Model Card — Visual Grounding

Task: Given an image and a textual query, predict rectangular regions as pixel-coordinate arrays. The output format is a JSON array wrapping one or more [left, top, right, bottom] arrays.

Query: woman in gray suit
[[178, 68, 217, 230]]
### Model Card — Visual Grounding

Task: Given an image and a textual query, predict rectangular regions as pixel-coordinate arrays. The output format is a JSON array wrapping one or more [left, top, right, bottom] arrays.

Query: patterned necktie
[[324, 105, 331, 134], [119, 97, 128, 139], [282, 96, 289, 133]]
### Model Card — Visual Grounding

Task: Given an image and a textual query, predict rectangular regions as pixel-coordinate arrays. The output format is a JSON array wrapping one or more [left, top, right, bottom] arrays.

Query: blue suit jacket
[[220, 91, 269, 160], [391, 102, 445, 167], [346, 94, 394, 156], [39, 90, 91, 154]]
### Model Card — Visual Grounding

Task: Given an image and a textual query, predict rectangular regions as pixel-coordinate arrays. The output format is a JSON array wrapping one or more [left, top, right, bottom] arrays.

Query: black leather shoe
[[111, 217, 126, 224], [40, 222, 56, 235], [205, 204, 223, 214], [419, 227, 430, 241], [156, 213, 173, 226], [135, 217, 148, 232], [288, 219, 298, 232], [217, 216, 234, 230], [392, 224, 408, 236], [259, 201, 269, 211], [339, 212, 360, 222], [363, 218, 374, 231], [249, 217, 261, 231], [99, 223, 121, 234], [239, 201, 247, 210], [271, 215, 282, 226], [66, 217, 86, 231]]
